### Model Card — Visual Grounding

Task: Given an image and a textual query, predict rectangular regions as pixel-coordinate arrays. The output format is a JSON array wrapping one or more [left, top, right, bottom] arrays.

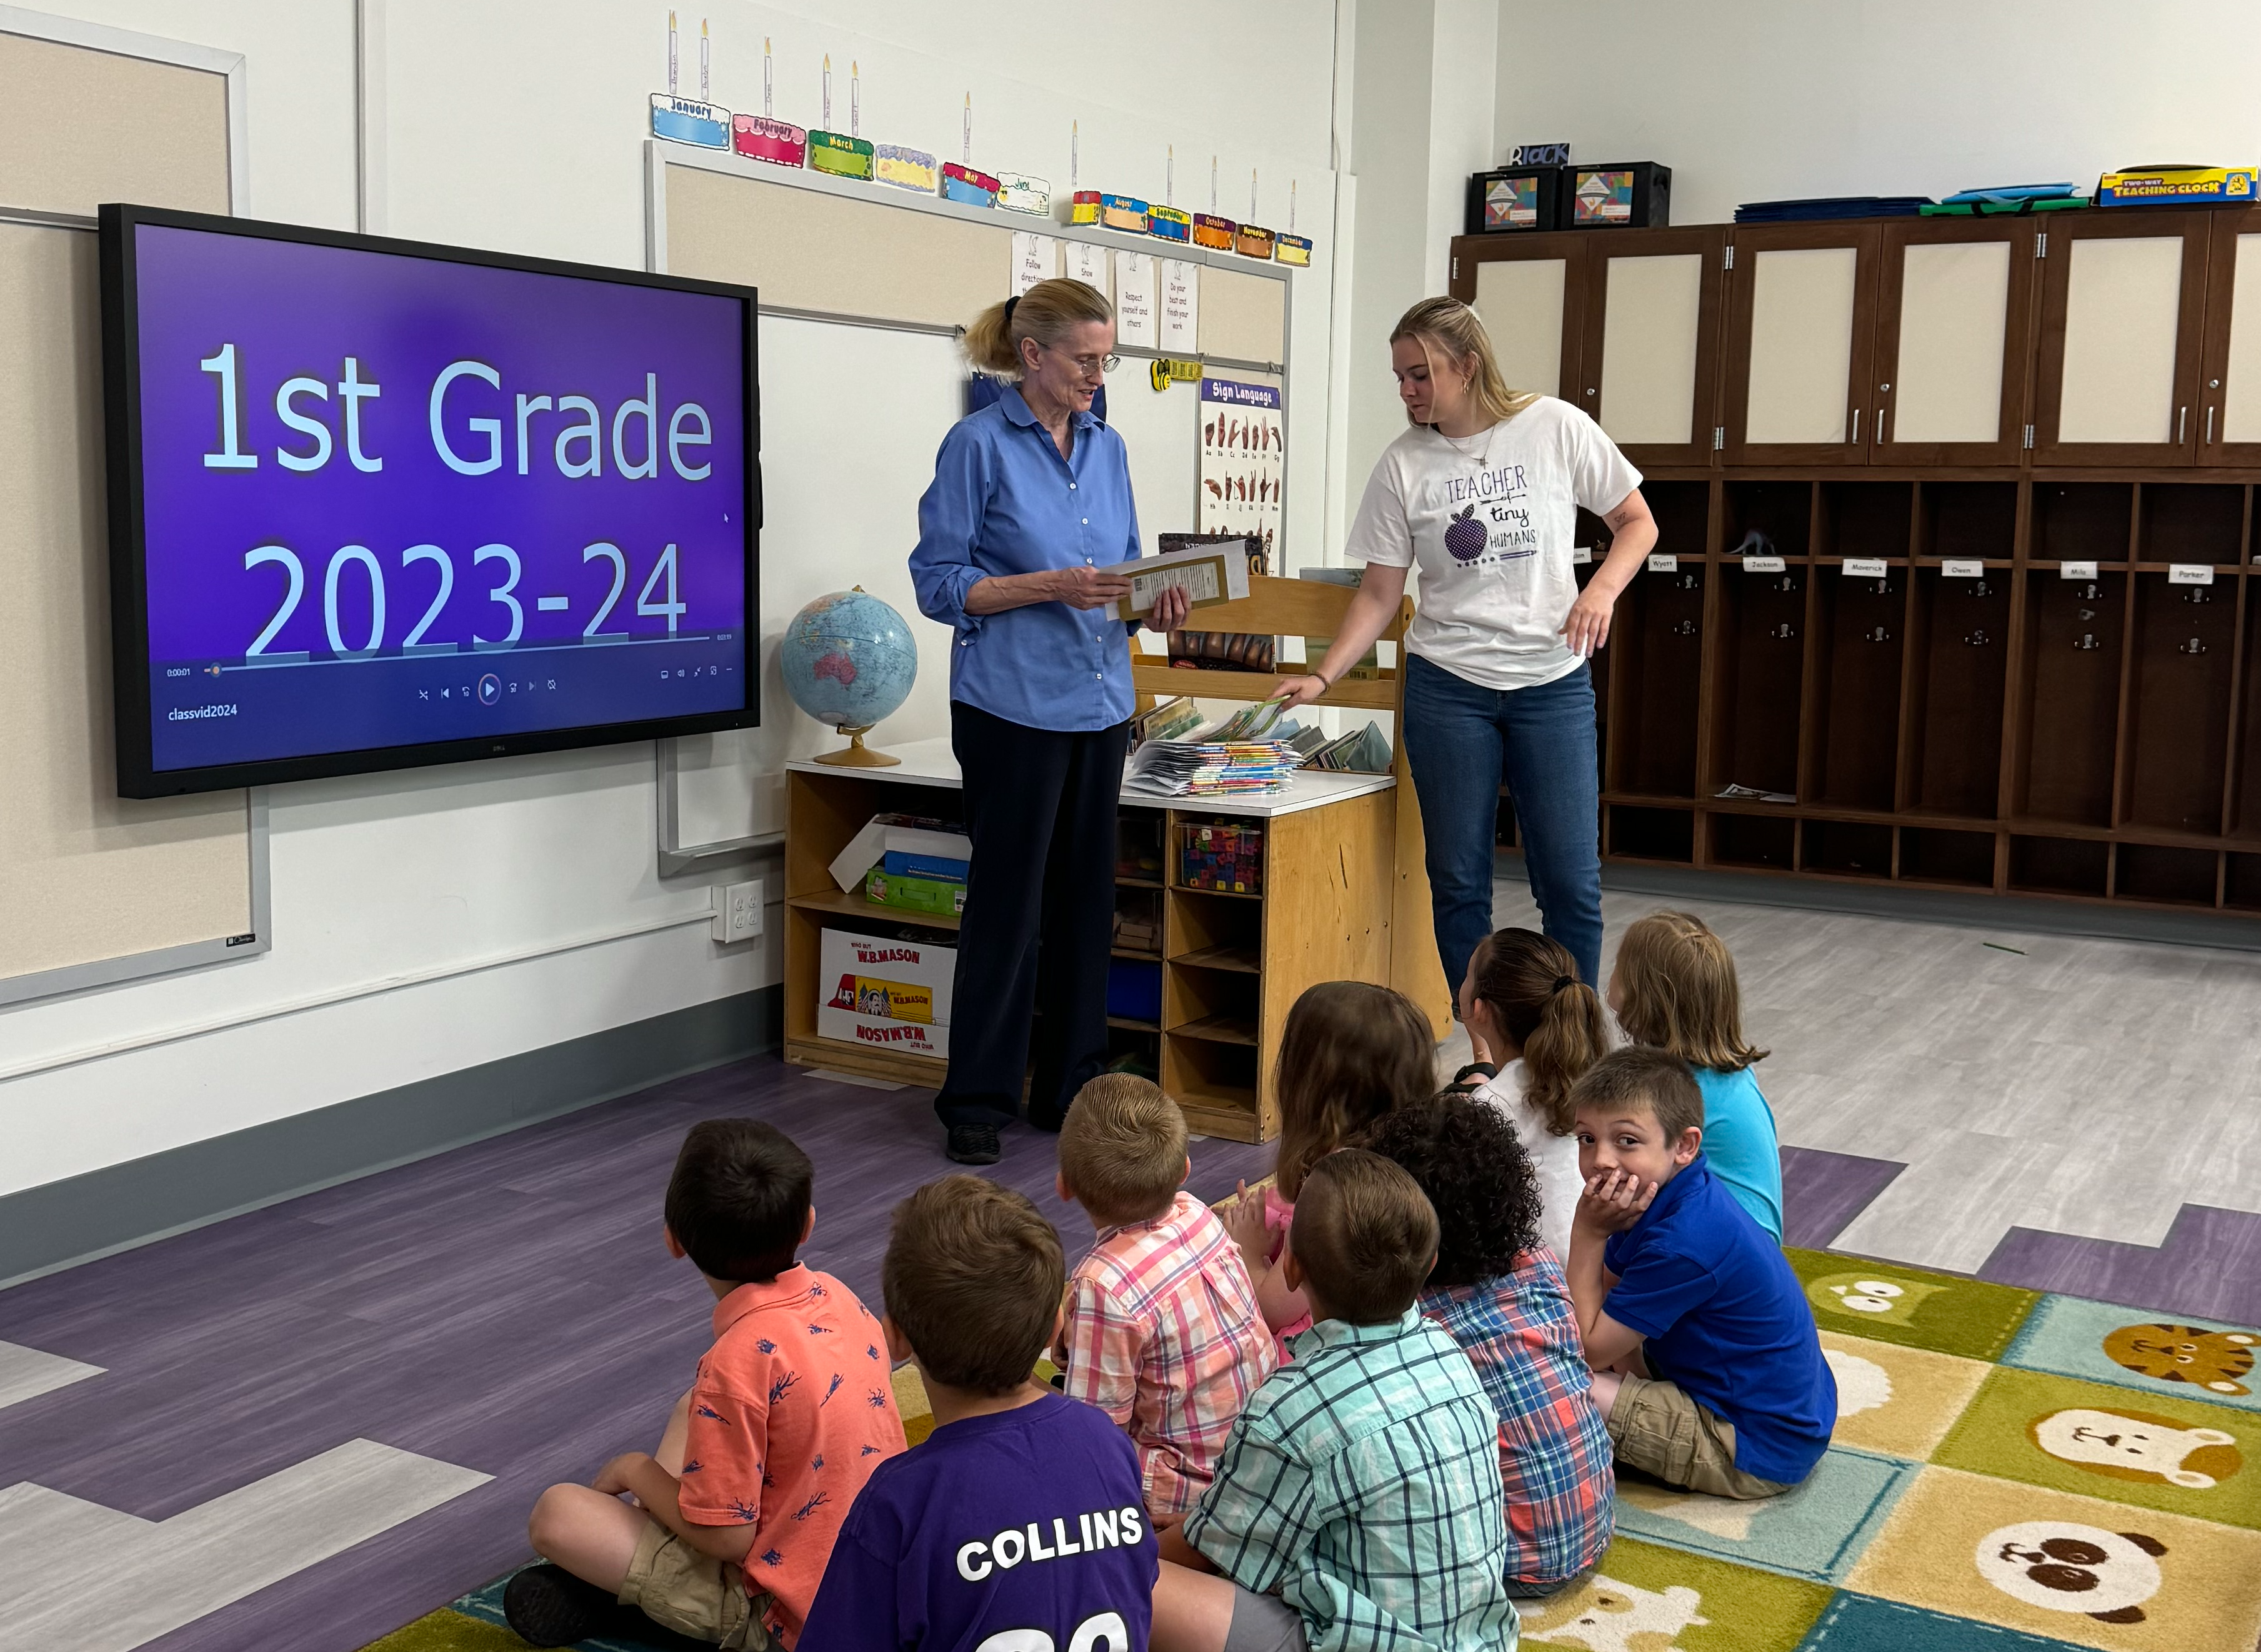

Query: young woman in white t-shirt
[[1279, 297, 1656, 989], [1444, 927, 1612, 1260]]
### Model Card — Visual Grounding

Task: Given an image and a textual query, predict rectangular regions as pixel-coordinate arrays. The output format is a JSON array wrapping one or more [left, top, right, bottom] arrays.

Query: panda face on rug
[[1975, 1521, 2167, 1623]]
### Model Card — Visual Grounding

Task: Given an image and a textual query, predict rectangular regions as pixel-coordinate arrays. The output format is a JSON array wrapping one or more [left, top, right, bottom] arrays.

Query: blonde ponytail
[[963, 277, 1114, 379], [1390, 296, 1541, 428]]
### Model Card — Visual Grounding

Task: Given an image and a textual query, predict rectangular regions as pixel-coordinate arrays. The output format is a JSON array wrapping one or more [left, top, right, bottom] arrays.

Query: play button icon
[[477, 674, 502, 707]]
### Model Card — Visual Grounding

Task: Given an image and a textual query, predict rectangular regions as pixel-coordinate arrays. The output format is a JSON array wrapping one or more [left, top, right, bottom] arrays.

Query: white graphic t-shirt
[[1343, 397, 1641, 690]]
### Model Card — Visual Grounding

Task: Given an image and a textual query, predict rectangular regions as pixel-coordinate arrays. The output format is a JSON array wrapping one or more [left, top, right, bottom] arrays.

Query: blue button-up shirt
[[908, 386, 1142, 732]]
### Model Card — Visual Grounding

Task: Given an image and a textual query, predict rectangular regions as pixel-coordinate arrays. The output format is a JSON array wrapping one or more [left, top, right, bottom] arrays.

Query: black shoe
[[946, 1123, 1002, 1165], [503, 1563, 616, 1648]]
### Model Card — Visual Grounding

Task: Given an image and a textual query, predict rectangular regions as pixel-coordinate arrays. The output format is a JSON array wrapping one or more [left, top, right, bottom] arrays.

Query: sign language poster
[[1198, 377, 1281, 566]]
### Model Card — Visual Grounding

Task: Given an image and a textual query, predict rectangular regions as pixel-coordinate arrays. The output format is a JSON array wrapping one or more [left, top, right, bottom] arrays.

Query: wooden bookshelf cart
[[784, 742, 1397, 1142], [782, 575, 1444, 1143]]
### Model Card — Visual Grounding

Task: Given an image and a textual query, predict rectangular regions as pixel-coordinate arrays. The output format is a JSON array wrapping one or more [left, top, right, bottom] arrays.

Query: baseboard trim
[[1505, 853, 2261, 953], [0, 985, 781, 1290]]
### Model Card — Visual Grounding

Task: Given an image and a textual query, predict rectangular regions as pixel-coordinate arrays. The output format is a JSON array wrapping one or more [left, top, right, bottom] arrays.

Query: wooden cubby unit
[[782, 739, 1400, 1144]]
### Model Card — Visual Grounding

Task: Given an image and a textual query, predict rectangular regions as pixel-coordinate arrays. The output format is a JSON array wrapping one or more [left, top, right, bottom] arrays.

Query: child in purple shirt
[[799, 1177, 1157, 1651]]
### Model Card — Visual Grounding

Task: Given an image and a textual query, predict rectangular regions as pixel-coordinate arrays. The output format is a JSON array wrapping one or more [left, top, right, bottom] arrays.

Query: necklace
[[1435, 422, 1494, 459]]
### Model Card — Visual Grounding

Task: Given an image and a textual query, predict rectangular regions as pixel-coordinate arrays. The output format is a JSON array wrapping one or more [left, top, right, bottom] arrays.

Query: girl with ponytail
[[1447, 927, 1609, 1259]]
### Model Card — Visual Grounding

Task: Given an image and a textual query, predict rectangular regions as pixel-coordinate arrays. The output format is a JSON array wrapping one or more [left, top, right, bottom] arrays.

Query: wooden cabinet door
[[1872, 218, 2036, 467], [1574, 227, 1725, 470], [1720, 223, 1882, 465], [2199, 206, 2261, 465], [2032, 210, 2210, 466], [1450, 234, 1584, 406]]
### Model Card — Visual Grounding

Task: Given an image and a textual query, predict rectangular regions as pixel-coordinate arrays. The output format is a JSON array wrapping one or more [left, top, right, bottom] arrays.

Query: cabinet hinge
[[1713, 425, 1725, 450], [2023, 424, 2035, 449], [2035, 232, 2047, 259], [1723, 245, 1735, 270], [1452, 256, 1459, 282]]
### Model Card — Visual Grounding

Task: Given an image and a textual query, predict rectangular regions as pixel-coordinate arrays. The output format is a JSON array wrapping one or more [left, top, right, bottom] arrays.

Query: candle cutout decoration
[[809, 51, 873, 178], [1069, 117, 1099, 224], [734, 35, 807, 167], [1277, 177, 1313, 266], [1194, 151, 1236, 250], [650, 11, 731, 149], [1237, 166, 1275, 260], [851, 61, 859, 139], [994, 107, 1051, 218], [1150, 144, 1191, 241], [942, 91, 1000, 206]]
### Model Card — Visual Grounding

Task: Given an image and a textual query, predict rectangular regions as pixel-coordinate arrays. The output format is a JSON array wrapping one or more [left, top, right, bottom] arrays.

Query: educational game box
[[817, 928, 954, 1057], [2098, 165, 2259, 207]]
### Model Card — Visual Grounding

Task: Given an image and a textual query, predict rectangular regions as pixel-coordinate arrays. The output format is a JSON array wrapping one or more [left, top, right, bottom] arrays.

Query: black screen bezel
[[99, 202, 761, 798]]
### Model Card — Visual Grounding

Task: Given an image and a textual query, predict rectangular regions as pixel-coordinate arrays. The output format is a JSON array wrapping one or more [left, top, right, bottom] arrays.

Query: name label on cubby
[[2169, 563, 2216, 585], [1843, 558, 1889, 579], [1742, 555, 1785, 573], [1572, 546, 1592, 564], [1648, 554, 1678, 572], [2059, 561, 2099, 580], [1942, 559, 1985, 579]]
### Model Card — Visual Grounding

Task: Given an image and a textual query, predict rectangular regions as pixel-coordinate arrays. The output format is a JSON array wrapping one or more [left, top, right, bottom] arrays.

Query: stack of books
[[1302, 722, 1392, 774], [1126, 739, 1301, 799]]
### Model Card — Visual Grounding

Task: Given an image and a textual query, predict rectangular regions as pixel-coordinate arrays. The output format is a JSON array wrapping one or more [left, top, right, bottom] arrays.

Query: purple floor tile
[[0, 1053, 1272, 1652], [1779, 1144, 1905, 1249], [1980, 1202, 2261, 1326]]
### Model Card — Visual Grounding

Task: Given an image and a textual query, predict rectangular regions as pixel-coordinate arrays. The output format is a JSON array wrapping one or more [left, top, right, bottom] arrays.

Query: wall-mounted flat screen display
[[101, 204, 757, 796]]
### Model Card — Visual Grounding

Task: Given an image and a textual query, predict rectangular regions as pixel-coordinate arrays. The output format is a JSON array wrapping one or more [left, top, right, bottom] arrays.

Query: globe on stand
[[777, 587, 919, 767]]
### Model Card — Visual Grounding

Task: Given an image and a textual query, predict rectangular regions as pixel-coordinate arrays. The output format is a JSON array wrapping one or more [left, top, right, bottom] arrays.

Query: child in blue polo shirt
[[1565, 1047, 1834, 1499]]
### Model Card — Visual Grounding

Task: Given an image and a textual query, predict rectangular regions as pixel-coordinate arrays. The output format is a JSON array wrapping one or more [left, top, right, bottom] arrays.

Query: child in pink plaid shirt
[[1054, 1075, 1277, 1516]]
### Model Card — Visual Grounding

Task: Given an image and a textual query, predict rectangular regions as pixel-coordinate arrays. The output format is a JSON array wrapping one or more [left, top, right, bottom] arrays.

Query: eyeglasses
[[1047, 345, 1121, 377]]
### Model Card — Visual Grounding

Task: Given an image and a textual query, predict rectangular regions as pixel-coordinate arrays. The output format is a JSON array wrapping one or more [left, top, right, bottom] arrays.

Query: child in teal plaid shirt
[[1365, 1092, 1614, 1597], [1149, 1150, 1518, 1652]]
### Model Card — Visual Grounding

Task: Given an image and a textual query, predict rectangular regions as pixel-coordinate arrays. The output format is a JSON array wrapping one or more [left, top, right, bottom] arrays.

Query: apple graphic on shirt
[[1445, 504, 1488, 562]]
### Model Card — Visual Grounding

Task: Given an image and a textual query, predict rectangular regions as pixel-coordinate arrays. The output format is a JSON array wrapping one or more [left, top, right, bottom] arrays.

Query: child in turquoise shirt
[[1609, 912, 1785, 1241]]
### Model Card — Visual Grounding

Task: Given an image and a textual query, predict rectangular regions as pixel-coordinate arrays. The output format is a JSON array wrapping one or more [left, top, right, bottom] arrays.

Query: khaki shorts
[[618, 1517, 776, 1649], [1605, 1372, 1789, 1501]]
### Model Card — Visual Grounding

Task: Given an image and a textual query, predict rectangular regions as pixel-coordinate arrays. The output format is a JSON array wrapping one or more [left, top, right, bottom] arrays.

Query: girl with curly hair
[[1361, 1091, 1615, 1598]]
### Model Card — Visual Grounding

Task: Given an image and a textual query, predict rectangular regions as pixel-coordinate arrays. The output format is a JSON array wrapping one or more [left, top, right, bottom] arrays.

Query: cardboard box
[[817, 1007, 950, 1058], [819, 928, 955, 1026], [2099, 166, 2259, 207], [864, 867, 967, 916]]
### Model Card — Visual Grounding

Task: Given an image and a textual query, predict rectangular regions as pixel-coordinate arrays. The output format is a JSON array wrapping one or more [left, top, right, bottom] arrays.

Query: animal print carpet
[[364, 1253, 2261, 1652]]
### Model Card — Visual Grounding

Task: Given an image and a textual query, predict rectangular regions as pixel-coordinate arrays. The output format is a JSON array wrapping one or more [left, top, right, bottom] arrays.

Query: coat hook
[[1865, 625, 1892, 643], [1673, 619, 1698, 637], [2184, 587, 2213, 605], [2073, 632, 2099, 650], [1677, 573, 1699, 591], [1770, 622, 1798, 641], [1969, 580, 1993, 599], [2180, 637, 2208, 655], [2077, 583, 2102, 600], [1965, 629, 1992, 646]]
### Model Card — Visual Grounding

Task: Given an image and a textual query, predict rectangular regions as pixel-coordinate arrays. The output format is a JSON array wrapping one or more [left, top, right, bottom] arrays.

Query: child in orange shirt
[[507, 1120, 906, 1649]]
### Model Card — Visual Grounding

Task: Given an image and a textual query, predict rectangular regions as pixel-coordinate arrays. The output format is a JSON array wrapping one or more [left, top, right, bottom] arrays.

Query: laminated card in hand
[[1099, 545, 1252, 620]]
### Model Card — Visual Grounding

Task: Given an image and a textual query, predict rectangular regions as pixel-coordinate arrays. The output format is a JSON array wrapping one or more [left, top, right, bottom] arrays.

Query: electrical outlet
[[715, 878, 765, 943]]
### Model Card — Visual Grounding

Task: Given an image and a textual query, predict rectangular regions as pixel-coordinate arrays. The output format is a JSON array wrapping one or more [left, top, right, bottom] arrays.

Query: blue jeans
[[1402, 654, 1603, 995]]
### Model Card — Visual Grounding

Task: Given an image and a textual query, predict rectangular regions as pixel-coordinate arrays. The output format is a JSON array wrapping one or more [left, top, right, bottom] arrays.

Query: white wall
[[1495, 0, 2261, 227], [0, 0, 1344, 1201]]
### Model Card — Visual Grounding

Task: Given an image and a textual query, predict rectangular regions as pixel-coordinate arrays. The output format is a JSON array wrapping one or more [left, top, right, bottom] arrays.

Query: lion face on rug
[[2102, 1321, 2256, 1396], [1522, 1576, 1710, 1652], [1975, 1521, 2167, 1623], [1805, 1273, 1945, 1326], [2029, 1406, 2242, 1489]]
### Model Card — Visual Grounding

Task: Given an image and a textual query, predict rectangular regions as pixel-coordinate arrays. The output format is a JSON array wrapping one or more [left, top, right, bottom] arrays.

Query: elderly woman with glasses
[[909, 277, 1191, 1165]]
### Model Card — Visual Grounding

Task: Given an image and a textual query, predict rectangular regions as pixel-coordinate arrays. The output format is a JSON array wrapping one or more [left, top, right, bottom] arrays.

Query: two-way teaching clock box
[[1569, 162, 1671, 228], [817, 928, 956, 1055]]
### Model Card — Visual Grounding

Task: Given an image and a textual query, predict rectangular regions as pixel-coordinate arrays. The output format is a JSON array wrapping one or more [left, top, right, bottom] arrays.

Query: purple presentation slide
[[126, 221, 751, 779]]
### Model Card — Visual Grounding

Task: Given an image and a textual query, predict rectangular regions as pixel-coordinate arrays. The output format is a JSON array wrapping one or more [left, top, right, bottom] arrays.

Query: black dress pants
[[935, 700, 1129, 1130]]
